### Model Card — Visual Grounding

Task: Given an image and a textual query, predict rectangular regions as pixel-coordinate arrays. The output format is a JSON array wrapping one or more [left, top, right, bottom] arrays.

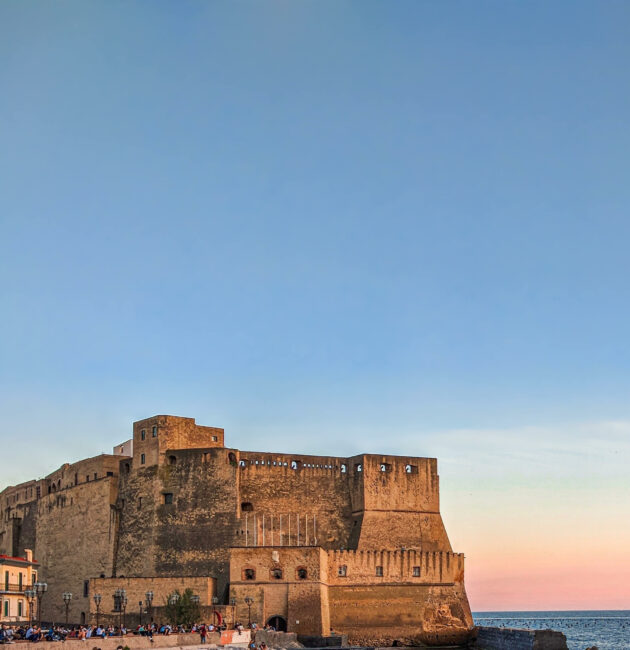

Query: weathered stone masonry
[[0, 415, 473, 646]]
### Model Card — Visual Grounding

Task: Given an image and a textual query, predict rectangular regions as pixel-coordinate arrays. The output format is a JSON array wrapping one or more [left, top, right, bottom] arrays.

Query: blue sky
[[1, 1, 629, 609]]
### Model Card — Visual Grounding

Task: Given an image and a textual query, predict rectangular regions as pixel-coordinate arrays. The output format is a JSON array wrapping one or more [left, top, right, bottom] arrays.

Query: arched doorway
[[266, 616, 287, 632]]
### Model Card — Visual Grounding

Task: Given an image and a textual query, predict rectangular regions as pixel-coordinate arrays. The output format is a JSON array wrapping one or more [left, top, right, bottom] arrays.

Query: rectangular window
[[86, 475, 90, 482], [211, 435, 218, 442], [152, 426, 157, 437], [4, 570, 8, 590], [141, 453, 146, 464], [83, 580, 89, 597], [163, 493, 173, 505], [18, 600, 23, 617], [106, 471, 113, 477], [375, 565, 383, 576], [141, 429, 146, 440], [338, 565, 347, 577], [93, 472, 97, 480], [18, 572, 23, 590], [3, 600, 8, 617], [412, 566, 421, 577], [138, 497, 143, 509]]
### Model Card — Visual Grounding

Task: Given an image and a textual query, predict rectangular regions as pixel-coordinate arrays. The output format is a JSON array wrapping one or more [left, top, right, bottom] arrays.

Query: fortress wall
[[355, 510, 453, 551], [229, 547, 330, 635], [34, 476, 118, 624], [357, 456, 439, 512], [44, 455, 123, 492], [326, 549, 464, 585], [115, 447, 239, 597], [238, 453, 355, 549], [328, 583, 473, 647], [89, 576, 216, 626]]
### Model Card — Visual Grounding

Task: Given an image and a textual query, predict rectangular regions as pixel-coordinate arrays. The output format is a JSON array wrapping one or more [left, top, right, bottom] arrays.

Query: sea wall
[[475, 626, 568, 650]]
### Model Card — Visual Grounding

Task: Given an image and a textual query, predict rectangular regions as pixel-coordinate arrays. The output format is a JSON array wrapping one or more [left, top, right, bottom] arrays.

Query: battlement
[[326, 548, 464, 584]]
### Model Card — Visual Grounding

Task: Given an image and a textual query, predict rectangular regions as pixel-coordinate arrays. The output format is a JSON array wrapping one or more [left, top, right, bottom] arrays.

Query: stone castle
[[0, 415, 473, 646]]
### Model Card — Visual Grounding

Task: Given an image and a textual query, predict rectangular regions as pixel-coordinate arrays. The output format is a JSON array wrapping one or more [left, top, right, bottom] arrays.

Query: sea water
[[473, 610, 630, 650]]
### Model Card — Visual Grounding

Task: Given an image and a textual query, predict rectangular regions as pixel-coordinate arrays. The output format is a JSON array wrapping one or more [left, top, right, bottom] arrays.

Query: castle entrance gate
[[266, 616, 287, 632]]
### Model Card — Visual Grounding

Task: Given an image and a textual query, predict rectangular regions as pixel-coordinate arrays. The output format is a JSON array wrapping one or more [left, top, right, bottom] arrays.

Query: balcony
[[0, 583, 32, 594]]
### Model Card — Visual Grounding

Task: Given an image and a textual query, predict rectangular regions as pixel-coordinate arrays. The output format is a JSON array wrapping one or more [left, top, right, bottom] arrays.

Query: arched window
[[355, 464, 362, 473], [270, 568, 283, 580], [243, 568, 256, 580], [241, 502, 254, 512], [340, 464, 347, 473], [168, 455, 177, 465], [123, 463, 130, 474], [405, 464, 418, 474], [296, 567, 308, 580], [228, 452, 237, 465]]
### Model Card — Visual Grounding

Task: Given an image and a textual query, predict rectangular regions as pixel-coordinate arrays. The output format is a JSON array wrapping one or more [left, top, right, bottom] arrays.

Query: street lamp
[[93, 594, 102, 627], [191, 595, 200, 622], [114, 589, 126, 632], [244, 597, 253, 627], [230, 598, 236, 628], [24, 589, 36, 627], [145, 591, 154, 624], [34, 582, 48, 626], [62, 592, 72, 625]]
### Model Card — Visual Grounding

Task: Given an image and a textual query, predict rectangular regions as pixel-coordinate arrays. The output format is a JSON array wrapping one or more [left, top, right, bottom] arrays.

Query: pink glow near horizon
[[415, 420, 630, 612]]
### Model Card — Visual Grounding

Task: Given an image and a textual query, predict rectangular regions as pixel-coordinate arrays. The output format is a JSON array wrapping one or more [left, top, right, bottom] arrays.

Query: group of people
[[0, 619, 279, 644]]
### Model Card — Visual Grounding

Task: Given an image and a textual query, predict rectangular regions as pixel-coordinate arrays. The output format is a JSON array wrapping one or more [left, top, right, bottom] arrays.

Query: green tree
[[164, 589, 201, 626]]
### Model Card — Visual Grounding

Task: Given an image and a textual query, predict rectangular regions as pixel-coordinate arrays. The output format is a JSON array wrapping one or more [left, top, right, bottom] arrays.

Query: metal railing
[[0, 583, 32, 593]]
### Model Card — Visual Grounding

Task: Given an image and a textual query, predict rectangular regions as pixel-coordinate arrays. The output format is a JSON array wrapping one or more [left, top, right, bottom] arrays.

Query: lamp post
[[34, 582, 47, 626], [230, 598, 236, 628], [93, 594, 102, 627], [244, 597, 253, 627], [145, 591, 153, 625], [211, 596, 218, 627], [62, 592, 72, 625], [24, 588, 36, 627], [122, 595, 128, 629], [191, 595, 200, 625], [114, 589, 126, 632]]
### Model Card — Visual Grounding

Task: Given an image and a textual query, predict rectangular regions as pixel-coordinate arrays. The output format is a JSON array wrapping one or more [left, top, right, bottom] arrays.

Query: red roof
[[0, 554, 39, 565]]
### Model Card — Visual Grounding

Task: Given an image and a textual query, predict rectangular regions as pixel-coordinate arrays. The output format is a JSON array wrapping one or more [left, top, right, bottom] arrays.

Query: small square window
[[375, 565, 383, 577], [338, 565, 347, 577], [297, 568, 308, 580], [163, 493, 173, 505], [412, 566, 421, 577], [244, 568, 255, 580], [212, 435, 218, 442], [271, 568, 283, 580], [141, 429, 146, 440], [140, 453, 146, 464]]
